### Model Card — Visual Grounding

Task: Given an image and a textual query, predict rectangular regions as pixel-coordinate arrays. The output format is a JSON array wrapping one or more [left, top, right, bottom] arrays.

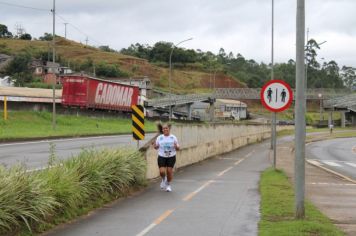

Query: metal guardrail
[[145, 93, 215, 108], [323, 93, 356, 109], [145, 88, 349, 109], [215, 88, 349, 100]]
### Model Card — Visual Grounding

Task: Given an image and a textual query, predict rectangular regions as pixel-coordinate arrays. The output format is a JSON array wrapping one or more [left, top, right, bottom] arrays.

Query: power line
[[55, 12, 103, 46], [0, 1, 104, 47], [0, 1, 50, 12]]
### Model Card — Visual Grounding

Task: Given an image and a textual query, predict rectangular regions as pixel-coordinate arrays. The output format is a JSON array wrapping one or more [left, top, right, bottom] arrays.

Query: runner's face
[[162, 126, 170, 136]]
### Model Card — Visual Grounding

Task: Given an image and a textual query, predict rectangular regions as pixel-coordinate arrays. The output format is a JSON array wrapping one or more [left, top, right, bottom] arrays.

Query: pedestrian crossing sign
[[260, 80, 293, 112]]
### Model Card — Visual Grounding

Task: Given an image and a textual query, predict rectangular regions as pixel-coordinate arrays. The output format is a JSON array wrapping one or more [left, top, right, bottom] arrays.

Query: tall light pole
[[169, 37, 193, 121], [270, 0, 276, 155], [295, 0, 306, 219], [52, 0, 56, 130]]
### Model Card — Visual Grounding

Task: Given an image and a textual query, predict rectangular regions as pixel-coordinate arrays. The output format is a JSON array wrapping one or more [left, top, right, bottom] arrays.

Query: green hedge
[[0, 148, 146, 235]]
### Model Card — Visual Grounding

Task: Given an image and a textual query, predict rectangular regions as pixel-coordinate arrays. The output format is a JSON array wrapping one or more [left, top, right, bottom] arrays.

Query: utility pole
[[52, 0, 56, 130], [64, 22, 68, 39], [295, 0, 306, 219], [270, 0, 276, 156], [85, 37, 89, 46]]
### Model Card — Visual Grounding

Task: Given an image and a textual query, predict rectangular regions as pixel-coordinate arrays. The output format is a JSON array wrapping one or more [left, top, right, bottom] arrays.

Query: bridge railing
[[214, 88, 349, 100], [323, 93, 356, 108], [145, 93, 215, 108]]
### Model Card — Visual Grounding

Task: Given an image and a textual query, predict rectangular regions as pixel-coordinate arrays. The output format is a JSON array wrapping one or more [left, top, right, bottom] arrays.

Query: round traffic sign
[[260, 80, 293, 112]]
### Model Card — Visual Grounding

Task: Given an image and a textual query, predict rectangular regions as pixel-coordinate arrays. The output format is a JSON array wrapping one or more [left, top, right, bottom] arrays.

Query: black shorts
[[158, 155, 176, 168]]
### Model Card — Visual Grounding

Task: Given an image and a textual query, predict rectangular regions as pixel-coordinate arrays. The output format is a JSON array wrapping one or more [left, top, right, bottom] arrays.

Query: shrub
[[0, 148, 146, 235], [96, 61, 129, 77]]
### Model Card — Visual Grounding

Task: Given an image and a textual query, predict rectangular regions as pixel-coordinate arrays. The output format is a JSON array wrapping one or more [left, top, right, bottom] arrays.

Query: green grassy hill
[[0, 37, 244, 94]]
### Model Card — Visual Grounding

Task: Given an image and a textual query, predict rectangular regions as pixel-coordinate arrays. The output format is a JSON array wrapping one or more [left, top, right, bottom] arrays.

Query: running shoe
[[160, 179, 166, 189], [166, 184, 172, 192]]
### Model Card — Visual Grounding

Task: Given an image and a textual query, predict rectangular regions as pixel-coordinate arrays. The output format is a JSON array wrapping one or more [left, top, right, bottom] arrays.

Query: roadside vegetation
[[259, 168, 345, 236], [0, 111, 156, 141], [0, 147, 146, 235]]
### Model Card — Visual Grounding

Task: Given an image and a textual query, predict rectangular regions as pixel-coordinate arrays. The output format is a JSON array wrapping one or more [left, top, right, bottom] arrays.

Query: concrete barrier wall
[[142, 124, 291, 179]]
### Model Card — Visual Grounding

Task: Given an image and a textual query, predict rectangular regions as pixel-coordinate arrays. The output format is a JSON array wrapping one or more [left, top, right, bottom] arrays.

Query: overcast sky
[[1, 0, 356, 67]]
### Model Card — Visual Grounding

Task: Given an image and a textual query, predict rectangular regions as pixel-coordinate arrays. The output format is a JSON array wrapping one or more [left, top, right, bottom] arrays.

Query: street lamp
[[169, 37, 193, 121], [318, 93, 323, 122]]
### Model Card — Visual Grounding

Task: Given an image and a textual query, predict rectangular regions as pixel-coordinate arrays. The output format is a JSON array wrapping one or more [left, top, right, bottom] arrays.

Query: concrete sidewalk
[[275, 135, 356, 236], [44, 140, 271, 236]]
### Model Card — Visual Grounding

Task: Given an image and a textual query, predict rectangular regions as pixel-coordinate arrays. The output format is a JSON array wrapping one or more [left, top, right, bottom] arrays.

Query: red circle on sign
[[260, 80, 293, 112]]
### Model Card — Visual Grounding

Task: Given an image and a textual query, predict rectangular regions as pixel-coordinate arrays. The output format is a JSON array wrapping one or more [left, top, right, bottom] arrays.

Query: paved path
[[44, 140, 271, 236]]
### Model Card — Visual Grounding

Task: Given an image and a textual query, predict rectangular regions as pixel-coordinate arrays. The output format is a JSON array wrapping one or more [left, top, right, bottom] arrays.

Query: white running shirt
[[155, 134, 179, 158]]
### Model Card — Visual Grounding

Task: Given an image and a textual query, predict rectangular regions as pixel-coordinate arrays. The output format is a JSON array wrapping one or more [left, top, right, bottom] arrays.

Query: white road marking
[[244, 150, 255, 158], [345, 162, 356, 168], [309, 182, 356, 186], [136, 223, 156, 236], [307, 160, 321, 166], [322, 161, 342, 167], [234, 159, 244, 166]]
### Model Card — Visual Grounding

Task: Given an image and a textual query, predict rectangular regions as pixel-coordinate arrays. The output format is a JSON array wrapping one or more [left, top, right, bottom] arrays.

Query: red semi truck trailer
[[61, 75, 139, 111]]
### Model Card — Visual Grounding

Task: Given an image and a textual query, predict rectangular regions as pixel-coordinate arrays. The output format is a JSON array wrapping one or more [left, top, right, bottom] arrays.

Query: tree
[[12, 72, 33, 87], [20, 33, 32, 40], [39, 33, 53, 41], [305, 39, 320, 69], [150, 41, 172, 62], [5, 53, 32, 75], [96, 62, 128, 77], [323, 60, 343, 88], [341, 66, 356, 90], [99, 45, 116, 52], [0, 24, 12, 38]]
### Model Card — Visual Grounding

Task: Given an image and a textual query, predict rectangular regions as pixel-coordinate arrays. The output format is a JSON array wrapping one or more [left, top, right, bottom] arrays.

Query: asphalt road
[[45, 139, 273, 236], [307, 137, 356, 180], [0, 134, 156, 170]]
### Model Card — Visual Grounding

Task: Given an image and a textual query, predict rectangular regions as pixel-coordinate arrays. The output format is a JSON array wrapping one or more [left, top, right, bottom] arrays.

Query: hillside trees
[[5, 53, 33, 86], [0, 24, 13, 38], [39, 33, 53, 41], [341, 66, 356, 90], [19, 33, 32, 40]]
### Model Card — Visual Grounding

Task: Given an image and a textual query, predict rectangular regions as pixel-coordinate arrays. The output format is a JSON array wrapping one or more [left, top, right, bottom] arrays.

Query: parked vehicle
[[61, 75, 139, 111]]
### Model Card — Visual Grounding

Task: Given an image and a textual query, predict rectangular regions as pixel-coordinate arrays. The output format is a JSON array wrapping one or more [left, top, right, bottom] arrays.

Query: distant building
[[108, 76, 151, 98], [31, 60, 72, 76], [192, 99, 248, 121], [215, 99, 248, 120]]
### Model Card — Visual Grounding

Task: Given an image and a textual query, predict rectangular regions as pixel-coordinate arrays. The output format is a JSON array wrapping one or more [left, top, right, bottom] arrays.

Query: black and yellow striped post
[[131, 105, 145, 147]]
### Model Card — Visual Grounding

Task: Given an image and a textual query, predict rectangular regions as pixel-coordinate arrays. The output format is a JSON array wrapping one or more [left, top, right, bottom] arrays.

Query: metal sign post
[[261, 80, 293, 169]]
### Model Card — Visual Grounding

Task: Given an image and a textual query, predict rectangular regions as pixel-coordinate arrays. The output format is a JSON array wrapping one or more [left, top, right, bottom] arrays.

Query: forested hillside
[[1, 22, 355, 92]]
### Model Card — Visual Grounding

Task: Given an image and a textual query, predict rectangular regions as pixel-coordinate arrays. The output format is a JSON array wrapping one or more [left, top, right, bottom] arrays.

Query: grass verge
[[0, 147, 147, 235], [259, 168, 345, 236], [0, 111, 156, 141]]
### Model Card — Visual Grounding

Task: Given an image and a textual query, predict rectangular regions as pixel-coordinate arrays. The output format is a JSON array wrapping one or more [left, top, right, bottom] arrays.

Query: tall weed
[[0, 148, 146, 235]]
